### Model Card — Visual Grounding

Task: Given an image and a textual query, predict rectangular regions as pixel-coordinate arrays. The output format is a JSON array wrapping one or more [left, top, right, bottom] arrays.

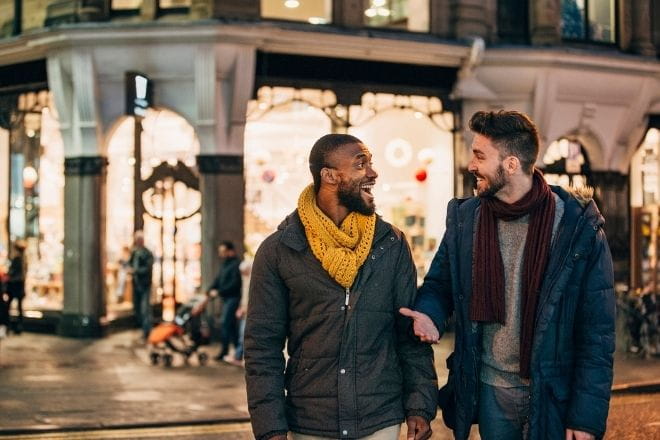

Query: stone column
[[333, 0, 365, 28], [59, 156, 107, 337], [529, 0, 561, 45], [630, 0, 656, 56], [197, 154, 244, 292], [449, 0, 490, 40]]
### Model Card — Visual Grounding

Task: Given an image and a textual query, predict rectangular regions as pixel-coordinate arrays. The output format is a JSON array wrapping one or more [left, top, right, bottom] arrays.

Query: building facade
[[0, 0, 658, 336]]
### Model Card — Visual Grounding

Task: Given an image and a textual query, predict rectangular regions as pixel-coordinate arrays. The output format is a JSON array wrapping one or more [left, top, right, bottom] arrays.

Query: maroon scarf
[[470, 168, 556, 378]]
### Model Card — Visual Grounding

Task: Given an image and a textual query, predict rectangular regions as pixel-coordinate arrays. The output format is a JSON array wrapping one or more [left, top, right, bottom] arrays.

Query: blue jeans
[[478, 381, 530, 440], [133, 284, 152, 339], [233, 318, 246, 360], [219, 296, 240, 357]]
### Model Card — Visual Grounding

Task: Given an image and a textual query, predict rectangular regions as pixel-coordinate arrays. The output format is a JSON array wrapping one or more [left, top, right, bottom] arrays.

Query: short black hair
[[469, 110, 540, 174], [309, 134, 364, 192], [219, 241, 234, 251]]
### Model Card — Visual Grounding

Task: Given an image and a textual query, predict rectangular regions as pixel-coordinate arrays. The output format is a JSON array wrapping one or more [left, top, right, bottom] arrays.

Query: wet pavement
[[0, 330, 658, 439]]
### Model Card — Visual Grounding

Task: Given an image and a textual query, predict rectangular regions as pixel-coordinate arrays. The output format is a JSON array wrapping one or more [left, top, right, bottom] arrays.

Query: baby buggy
[[148, 294, 210, 367]]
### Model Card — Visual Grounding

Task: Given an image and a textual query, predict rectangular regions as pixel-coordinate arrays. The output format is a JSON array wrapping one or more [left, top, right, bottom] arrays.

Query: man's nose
[[367, 164, 378, 179]]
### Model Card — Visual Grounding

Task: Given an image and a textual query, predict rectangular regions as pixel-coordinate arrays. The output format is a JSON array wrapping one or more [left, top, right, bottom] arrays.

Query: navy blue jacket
[[416, 186, 615, 439]]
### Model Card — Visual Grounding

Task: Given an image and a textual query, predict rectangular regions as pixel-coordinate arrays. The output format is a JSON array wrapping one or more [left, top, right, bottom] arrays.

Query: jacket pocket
[[438, 352, 457, 430], [543, 380, 570, 439]]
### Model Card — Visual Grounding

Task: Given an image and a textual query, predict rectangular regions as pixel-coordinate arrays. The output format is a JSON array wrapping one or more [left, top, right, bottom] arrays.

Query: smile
[[360, 183, 374, 195]]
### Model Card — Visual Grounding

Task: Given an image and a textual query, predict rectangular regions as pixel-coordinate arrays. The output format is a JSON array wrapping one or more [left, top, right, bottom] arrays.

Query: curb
[[0, 417, 251, 436], [611, 381, 660, 395]]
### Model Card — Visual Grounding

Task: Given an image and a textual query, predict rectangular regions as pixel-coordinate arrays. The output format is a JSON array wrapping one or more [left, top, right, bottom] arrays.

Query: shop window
[[245, 86, 453, 279], [4, 91, 64, 312], [630, 128, 659, 296], [561, 0, 616, 43], [363, 0, 429, 32], [106, 109, 200, 321], [0, 0, 14, 37], [261, 0, 332, 24], [541, 138, 591, 189]]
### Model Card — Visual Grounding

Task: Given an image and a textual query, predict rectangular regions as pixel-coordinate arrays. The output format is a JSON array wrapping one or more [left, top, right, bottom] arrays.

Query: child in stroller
[[148, 294, 211, 367]]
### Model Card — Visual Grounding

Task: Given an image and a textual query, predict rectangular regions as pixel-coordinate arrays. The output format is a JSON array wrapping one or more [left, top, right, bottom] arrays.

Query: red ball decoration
[[261, 169, 276, 183], [415, 168, 427, 182]]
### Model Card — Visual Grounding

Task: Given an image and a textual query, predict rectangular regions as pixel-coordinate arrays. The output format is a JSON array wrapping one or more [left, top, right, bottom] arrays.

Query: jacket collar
[[278, 210, 392, 252]]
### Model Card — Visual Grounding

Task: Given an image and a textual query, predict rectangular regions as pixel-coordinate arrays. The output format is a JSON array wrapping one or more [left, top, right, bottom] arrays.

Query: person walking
[[400, 110, 616, 440], [245, 134, 437, 440], [6, 241, 27, 334], [129, 231, 154, 341], [207, 241, 242, 362]]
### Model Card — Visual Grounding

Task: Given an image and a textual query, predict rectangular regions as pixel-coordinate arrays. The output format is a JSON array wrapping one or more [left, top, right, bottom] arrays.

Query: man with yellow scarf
[[245, 134, 438, 440]]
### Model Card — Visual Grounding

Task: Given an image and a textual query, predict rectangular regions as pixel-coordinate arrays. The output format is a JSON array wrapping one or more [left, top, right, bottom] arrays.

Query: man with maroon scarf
[[400, 110, 615, 440]]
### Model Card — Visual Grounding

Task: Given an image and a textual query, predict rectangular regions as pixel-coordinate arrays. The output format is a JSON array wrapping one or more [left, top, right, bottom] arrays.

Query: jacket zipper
[[344, 287, 350, 310]]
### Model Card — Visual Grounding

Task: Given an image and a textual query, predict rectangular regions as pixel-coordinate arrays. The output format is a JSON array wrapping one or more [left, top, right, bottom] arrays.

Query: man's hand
[[405, 415, 432, 440], [236, 307, 246, 319], [399, 308, 440, 343], [565, 429, 595, 440]]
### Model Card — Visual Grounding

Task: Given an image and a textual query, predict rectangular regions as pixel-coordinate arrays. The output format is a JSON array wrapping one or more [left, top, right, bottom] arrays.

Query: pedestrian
[[129, 231, 154, 341], [0, 262, 9, 339], [223, 252, 253, 367], [207, 241, 242, 362], [400, 110, 616, 440], [5, 241, 27, 334], [245, 134, 437, 440]]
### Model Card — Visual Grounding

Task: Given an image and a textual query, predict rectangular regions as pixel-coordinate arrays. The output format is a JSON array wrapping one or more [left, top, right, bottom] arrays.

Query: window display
[[4, 91, 64, 313], [541, 138, 590, 189], [244, 86, 454, 279], [106, 109, 201, 320]]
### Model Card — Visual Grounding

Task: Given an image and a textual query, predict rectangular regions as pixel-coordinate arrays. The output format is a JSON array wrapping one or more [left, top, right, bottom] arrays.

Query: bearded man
[[245, 134, 437, 440], [401, 110, 616, 440]]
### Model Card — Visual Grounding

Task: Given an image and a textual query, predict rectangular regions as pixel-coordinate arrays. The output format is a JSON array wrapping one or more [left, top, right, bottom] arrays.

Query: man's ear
[[321, 167, 338, 185], [504, 156, 520, 175]]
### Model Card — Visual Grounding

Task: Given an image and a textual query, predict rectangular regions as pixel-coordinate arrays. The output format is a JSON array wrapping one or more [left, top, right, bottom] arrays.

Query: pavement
[[0, 329, 658, 437]]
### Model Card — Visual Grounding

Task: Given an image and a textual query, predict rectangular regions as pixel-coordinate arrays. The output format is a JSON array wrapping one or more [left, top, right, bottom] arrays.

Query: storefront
[[244, 62, 458, 279], [631, 126, 660, 295], [0, 86, 65, 320]]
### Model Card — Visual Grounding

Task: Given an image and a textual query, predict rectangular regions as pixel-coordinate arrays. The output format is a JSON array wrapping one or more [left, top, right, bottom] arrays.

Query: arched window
[[541, 138, 591, 189]]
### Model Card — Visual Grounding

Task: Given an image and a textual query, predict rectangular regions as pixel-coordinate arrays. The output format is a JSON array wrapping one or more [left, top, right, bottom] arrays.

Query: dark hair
[[468, 110, 540, 174], [309, 134, 364, 192], [220, 241, 235, 251]]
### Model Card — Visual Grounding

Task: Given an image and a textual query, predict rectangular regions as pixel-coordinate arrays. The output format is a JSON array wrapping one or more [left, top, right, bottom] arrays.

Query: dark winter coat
[[208, 256, 242, 299], [416, 186, 615, 440], [245, 212, 438, 440]]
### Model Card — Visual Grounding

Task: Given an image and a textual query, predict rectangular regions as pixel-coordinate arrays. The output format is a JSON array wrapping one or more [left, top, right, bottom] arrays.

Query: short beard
[[476, 164, 507, 199], [338, 180, 375, 215]]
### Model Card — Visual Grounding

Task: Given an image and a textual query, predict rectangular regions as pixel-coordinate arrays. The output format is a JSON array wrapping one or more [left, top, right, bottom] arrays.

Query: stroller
[[148, 294, 211, 367]]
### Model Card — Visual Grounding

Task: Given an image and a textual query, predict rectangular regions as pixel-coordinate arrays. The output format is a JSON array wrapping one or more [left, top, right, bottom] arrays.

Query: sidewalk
[[0, 330, 658, 435]]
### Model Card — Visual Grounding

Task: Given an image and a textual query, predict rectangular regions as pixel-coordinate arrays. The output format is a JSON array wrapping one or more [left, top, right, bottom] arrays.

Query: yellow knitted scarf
[[297, 184, 376, 289]]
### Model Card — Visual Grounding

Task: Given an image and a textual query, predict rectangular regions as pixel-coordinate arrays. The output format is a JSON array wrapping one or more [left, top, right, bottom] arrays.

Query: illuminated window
[[112, 0, 143, 10], [363, 0, 429, 32], [542, 138, 591, 189], [561, 0, 616, 43], [261, 0, 332, 24]]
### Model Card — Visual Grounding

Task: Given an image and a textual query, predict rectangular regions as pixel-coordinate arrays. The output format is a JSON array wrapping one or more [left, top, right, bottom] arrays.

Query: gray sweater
[[481, 193, 565, 388]]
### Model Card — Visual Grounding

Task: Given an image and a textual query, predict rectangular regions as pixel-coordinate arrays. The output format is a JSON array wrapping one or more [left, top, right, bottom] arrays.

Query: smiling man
[[245, 134, 437, 440], [401, 111, 616, 440]]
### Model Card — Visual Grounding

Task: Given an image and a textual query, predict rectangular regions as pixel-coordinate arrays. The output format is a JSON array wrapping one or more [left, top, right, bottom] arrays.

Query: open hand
[[399, 308, 440, 343]]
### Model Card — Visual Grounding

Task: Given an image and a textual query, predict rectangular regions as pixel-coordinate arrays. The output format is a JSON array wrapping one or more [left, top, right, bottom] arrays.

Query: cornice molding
[[0, 22, 469, 68]]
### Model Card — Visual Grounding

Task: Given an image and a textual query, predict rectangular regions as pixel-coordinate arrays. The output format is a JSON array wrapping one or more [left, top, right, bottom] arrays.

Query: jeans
[[233, 317, 246, 360], [133, 284, 152, 339], [219, 296, 240, 357], [478, 381, 530, 440]]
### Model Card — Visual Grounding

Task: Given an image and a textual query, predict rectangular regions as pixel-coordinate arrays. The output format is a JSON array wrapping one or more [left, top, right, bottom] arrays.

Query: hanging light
[[23, 166, 38, 189], [284, 0, 300, 8]]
